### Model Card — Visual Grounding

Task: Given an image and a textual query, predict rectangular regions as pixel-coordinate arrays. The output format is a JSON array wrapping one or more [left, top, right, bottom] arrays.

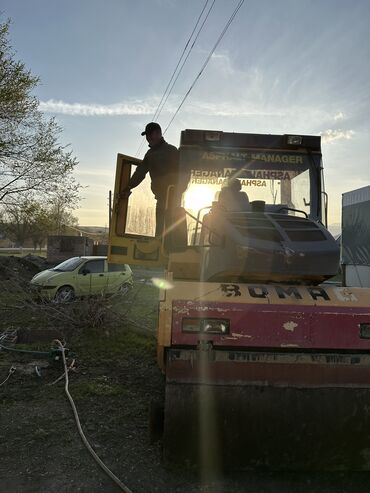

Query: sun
[[183, 184, 217, 212]]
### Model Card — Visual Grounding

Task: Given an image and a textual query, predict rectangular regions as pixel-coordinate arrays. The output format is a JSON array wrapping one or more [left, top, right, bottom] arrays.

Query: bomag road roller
[[108, 130, 370, 471]]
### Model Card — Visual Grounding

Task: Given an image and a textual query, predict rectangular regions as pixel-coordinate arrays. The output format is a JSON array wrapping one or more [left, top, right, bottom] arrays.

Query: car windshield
[[52, 257, 85, 272]]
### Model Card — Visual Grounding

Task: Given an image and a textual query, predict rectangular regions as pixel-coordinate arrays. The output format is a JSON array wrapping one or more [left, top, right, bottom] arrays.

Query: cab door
[[108, 153, 168, 268]]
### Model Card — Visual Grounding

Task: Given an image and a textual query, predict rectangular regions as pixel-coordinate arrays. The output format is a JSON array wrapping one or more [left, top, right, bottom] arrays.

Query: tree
[[1, 201, 34, 246], [30, 202, 79, 250], [2, 198, 78, 248], [0, 20, 80, 207]]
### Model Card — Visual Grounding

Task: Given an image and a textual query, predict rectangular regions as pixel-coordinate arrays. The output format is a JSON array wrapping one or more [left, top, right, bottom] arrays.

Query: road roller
[[109, 130, 370, 471]]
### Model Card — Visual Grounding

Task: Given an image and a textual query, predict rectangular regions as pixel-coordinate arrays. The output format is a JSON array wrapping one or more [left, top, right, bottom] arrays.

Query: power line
[[163, 0, 245, 135], [154, 0, 216, 123], [152, 0, 212, 123], [135, 0, 214, 157]]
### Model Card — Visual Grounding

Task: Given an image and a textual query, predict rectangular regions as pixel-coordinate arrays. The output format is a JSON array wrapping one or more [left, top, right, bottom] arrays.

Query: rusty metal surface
[[166, 349, 370, 388], [162, 281, 370, 470], [163, 349, 370, 470], [171, 300, 370, 350], [157, 279, 370, 353]]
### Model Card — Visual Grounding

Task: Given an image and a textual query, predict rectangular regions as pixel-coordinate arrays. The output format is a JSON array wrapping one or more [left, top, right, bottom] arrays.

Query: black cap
[[141, 122, 162, 136]]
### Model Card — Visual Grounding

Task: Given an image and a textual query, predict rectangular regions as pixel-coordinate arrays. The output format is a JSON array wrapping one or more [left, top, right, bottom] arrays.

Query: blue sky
[[2, 0, 370, 229]]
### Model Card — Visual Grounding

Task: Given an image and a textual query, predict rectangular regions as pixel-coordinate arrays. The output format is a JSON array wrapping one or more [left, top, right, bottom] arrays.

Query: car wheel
[[55, 285, 75, 303]]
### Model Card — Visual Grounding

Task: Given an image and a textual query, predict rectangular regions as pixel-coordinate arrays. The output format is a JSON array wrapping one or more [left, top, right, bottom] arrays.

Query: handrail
[[276, 207, 308, 218], [322, 191, 328, 228], [194, 206, 212, 245], [183, 208, 222, 246]]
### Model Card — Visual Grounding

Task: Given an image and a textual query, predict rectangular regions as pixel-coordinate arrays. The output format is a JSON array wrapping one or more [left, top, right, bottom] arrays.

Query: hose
[[53, 340, 133, 493], [0, 331, 50, 356], [0, 366, 16, 386], [0, 332, 133, 491], [48, 359, 75, 386], [0, 342, 50, 357], [0, 334, 71, 360]]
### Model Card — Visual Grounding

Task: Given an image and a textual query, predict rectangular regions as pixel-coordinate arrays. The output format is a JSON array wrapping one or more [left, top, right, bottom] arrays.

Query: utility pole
[[108, 190, 112, 232]]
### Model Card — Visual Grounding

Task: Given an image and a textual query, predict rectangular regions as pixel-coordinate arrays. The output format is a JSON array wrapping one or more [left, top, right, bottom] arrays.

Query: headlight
[[182, 318, 202, 333], [359, 323, 370, 339], [182, 318, 229, 334], [203, 319, 229, 334]]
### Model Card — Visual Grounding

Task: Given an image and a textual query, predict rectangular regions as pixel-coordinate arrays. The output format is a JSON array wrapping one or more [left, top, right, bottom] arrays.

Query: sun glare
[[183, 185, 217, 212]]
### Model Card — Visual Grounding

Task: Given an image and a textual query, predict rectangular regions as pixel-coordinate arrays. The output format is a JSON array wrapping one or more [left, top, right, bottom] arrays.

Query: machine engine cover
[[201, 212, 340, 284]]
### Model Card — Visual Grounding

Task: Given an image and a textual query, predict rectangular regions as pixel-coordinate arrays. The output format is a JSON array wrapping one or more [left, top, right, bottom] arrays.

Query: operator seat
[[217, 179, 250, 212]]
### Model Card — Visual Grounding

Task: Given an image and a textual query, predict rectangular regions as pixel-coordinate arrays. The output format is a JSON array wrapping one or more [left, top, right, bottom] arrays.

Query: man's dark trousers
[[155, 195, 166, 237]]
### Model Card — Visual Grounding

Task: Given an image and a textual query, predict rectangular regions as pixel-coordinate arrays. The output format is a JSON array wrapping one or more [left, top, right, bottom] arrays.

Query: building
[[47, 235, 94, 263], [342, 185, 370, 287]]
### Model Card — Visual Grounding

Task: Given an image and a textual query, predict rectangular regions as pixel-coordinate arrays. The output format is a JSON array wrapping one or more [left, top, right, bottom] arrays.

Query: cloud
[[40, 97, 356, 150], [334, 111, 344, 121], [187, 100, 286, 118], [38, 93, 355, 151], [209, 52, 235, 76], [39, 95, 286, 119], [320, 129, 355, 143], [39, 99, 157, 116]]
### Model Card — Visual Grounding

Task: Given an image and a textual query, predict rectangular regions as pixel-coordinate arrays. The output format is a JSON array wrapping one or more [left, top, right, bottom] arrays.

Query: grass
[[0, 259, 169, 492], [72, 326, 156, 366], [0, 276, 162, 415], [0, 265, 161, 334], [72, 378, 128, 398], [111, 282, 159, 332], [32, 427, 51, 440], [0, 261, 159, 357], [0, 265, 161, 410]]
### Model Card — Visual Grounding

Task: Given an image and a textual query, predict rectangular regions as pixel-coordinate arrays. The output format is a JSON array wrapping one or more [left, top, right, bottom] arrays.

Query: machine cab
[[179, 130, 325, 225], [108, 131, 338, 282]]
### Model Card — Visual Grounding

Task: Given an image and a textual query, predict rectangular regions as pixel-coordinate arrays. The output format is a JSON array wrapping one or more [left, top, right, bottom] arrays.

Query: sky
[[2, 0, 370, 231]]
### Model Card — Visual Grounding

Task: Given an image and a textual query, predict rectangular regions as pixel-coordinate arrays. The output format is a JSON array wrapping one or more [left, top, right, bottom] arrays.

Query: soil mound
[[0, 254, 50, 282]]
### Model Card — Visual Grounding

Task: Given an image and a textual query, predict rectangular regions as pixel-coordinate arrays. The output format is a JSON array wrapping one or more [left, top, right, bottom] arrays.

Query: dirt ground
[[1, 259, 370, 492]]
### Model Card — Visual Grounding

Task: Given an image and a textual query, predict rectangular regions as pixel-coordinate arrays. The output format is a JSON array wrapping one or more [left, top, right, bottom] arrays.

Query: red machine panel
[[171, 300, 370, 350]]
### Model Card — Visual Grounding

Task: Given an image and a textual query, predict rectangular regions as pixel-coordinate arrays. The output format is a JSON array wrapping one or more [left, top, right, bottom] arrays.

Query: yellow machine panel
[[108, 153, 168, 267]]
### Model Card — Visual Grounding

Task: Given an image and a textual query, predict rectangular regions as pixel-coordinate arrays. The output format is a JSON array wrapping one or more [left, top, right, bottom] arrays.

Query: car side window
[[108, 263, 126, 272], [79, 259, 105, 274]]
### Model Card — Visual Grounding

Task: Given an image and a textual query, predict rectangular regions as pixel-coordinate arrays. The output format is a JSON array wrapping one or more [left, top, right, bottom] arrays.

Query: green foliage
[[0, 21, 39, 124], [0, 20, 80, 207], [1, 197, 78, 247]]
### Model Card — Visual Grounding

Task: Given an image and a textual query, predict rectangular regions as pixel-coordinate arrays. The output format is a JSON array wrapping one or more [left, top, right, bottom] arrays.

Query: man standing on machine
[[122, 122, 179, 237]]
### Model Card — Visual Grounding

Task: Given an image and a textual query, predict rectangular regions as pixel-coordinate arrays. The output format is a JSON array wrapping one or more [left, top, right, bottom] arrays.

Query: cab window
[[125, 174, 156, 237]]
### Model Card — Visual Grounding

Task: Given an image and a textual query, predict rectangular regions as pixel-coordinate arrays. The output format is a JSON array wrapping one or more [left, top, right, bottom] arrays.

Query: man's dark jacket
[[128, 138, 179, 198]]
